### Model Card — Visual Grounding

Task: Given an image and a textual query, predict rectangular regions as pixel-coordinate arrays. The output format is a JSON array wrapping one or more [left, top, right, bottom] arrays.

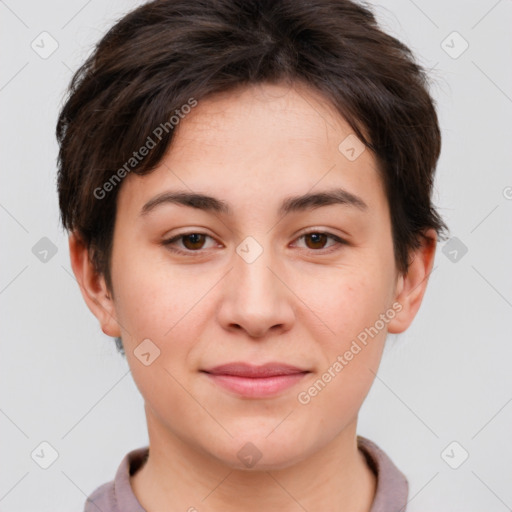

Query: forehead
[[173, 82, 362, 156], [117, 82, 387, 222]]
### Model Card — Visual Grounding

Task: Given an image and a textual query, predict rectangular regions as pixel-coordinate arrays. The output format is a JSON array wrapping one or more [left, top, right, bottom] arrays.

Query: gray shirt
[[83, 435, 408, 511]]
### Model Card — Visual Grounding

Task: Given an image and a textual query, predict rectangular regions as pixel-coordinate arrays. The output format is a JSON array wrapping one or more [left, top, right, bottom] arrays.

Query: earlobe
[[68, 232, 121, 338], [387, 229, 437, 334]]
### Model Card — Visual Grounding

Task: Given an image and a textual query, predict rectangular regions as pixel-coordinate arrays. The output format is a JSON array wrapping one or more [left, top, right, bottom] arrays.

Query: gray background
[[1, 0, 511, 510]]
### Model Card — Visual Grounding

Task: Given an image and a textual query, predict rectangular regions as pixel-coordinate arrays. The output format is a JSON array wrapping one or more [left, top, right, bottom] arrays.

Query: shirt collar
[[357, 435, 409, 511], [103, 436, 408, 511]]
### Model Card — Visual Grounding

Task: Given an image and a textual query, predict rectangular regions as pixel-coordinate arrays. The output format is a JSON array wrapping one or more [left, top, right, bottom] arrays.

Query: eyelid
[[294, 226, 348, 241], [291, 229, 348, 251], [161, 231, 219, 254], [161, 228, 348, 256]]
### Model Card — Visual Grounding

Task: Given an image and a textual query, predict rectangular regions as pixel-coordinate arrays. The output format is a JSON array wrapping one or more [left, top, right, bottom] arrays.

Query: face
[[74, 81, 431, 470]]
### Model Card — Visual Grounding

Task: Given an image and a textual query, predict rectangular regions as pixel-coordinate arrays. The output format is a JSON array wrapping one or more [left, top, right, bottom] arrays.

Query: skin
[[69, 81, 437, 512]]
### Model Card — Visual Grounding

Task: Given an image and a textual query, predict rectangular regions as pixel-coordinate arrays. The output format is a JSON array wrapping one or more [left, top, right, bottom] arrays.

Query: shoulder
[[83, 479, 116, 512], [82, 446, 149, 512]]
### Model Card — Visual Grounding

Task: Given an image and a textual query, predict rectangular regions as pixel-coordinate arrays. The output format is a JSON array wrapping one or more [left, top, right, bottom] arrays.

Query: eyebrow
[[140, 187, 368, 218]]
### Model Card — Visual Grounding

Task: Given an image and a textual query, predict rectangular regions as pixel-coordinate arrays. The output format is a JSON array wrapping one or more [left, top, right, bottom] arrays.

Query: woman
[[56, 0, 448, 510]]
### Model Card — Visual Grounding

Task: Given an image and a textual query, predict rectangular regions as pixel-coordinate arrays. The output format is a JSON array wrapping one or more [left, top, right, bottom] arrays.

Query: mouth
[[200, 362, 310, 398]]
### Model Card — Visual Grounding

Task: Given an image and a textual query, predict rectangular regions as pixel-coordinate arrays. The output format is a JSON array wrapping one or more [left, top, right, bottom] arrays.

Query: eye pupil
[[183, 233, 205, 250], [306, 233, 327, 249]]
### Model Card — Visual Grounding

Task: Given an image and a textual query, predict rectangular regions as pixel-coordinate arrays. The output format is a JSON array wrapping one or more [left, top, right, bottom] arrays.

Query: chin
[[209, 429, 315, 472], [222, 448, 309, 472]]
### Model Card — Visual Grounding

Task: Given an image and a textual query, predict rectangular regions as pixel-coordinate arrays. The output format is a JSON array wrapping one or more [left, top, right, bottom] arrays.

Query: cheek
[[297, 267, 391, 401], [307, 266, 391, 343], [112, 256, 207, 413], [296, 278, 388, 433], [111, 244, 204, 344]]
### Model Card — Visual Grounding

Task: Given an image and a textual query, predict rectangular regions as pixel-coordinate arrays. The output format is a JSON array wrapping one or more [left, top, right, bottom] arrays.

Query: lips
[[201, 362, 310, 398], [202, 362, 308, 378]]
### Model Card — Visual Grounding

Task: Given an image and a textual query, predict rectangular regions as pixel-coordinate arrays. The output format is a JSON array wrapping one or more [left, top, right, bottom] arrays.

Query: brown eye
[[303, 232, 329, 250], [162, 230, 346, 257], [181, 233, 207, 250], [162, 232, 217, 255], [294, 231, 347, 253]]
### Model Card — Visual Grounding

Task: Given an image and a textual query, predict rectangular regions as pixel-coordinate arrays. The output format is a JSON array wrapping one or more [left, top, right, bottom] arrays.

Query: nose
[[216, 240, 295, 339]]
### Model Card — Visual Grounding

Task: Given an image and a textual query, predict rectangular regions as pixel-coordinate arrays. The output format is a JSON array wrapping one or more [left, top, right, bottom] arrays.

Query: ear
[[68, 232, 121, 338], [387, 229, 437, 334]]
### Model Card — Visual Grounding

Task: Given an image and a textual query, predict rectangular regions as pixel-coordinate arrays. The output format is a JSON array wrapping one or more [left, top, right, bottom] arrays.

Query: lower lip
[[203, 372, 308, 398]]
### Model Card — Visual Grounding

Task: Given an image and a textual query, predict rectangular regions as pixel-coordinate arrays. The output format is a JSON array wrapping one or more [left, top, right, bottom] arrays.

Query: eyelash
[[161, 230, 347, 256]]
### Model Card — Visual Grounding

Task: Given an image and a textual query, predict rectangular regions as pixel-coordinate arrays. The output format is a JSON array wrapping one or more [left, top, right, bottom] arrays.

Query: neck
[[131, 409, 376, 512]]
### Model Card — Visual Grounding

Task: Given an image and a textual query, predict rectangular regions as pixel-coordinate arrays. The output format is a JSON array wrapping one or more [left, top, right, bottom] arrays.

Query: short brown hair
[[56, 0, 448, 297]]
